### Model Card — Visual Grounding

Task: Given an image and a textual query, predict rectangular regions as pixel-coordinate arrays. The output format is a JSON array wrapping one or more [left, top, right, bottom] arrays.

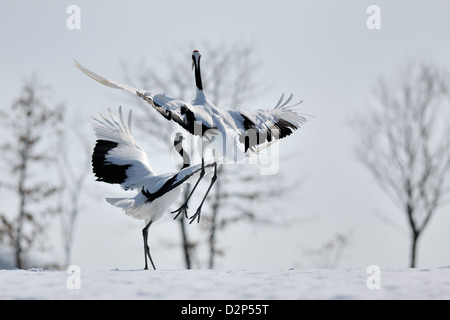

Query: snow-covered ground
[[1, 267, 449, 300]]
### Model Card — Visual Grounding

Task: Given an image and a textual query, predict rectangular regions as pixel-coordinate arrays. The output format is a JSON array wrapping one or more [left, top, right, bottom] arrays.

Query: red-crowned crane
[[92, 106, 214, 270]]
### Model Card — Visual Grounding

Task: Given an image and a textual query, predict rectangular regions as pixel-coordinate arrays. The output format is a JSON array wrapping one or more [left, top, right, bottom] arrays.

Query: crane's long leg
[[171, 157, 206, 220], [189, 162, 217, 224], [142, 221, 156, 270]]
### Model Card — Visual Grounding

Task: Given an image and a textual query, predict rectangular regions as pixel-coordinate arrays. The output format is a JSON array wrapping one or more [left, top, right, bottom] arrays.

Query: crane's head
[[173, 132, 190, 169], [191, 50, 203, 91], [192, 50, 201, 71], [174, 132, 184, 144]]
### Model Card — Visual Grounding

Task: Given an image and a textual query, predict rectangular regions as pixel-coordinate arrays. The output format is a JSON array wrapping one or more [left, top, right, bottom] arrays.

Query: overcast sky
[[1, 0, 450, 270]]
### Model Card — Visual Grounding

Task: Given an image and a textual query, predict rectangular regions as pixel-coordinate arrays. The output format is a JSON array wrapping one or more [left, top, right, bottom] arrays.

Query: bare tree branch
[[0, 76, 64, 268]]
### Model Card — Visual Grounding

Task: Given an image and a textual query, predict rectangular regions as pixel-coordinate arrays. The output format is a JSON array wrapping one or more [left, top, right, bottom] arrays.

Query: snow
[[1, 267, 450, 300]]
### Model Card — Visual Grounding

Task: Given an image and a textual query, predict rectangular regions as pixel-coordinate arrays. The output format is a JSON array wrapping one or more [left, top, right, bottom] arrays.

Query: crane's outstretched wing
[[229, 93, 307, 152], [77, 61, 307, 153], [92, 106, 156, 190], [75, 60, 212, 136]]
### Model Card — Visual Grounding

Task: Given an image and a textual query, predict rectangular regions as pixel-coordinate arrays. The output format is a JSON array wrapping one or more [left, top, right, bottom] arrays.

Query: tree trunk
[[179, 185, 192, 269], [208, 166, 223, 269], [15, 144, 28, 269], [208, 208, 217, 269], [410, 232, 419, 268]]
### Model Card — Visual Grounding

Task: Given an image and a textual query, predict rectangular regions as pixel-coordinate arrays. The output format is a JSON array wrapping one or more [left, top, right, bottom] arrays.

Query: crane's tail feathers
[[106, 197, 148, 220], [106, 197, 140, 215], [106, 197, 133, 208]]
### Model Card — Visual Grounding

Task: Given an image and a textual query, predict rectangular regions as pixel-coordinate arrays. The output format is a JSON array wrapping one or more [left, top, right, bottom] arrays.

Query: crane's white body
[[92, 107, 214, 225], [106, 184, 180, 224]]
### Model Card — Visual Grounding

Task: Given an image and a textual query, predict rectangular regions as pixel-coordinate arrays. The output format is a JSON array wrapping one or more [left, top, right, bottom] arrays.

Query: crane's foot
[[189, 206, 202, 224], [171, 202, 189, 220]]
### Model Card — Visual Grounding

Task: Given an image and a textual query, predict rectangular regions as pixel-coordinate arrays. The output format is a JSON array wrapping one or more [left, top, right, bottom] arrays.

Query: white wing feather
[[92, 107, 156, 190]]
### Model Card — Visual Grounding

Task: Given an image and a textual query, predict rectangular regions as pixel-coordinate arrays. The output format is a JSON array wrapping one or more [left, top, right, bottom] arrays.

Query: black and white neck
[[174, 133, 190, 169], [192, 50, 208, 104], [192, 50, 203, 90]]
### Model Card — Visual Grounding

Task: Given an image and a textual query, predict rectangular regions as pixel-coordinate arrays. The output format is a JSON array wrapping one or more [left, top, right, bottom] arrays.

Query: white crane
[[91, 106, 214, 270], [75, 50, 306, 223]]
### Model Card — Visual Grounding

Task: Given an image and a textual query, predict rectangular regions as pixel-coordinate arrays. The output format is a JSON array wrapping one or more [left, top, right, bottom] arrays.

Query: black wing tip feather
[[141, 175, 178, 203], [92, 139, 130, 185], [271, 118, 297, 139], [240, 118, 299, 152]]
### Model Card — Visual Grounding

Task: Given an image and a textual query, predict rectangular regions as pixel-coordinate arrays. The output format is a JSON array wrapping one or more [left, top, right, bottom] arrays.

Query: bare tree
[[305, 233, 350, 269], [0, 76, 64, 268], [56, 120, 91, 267], [353, 60, 450, 267]]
